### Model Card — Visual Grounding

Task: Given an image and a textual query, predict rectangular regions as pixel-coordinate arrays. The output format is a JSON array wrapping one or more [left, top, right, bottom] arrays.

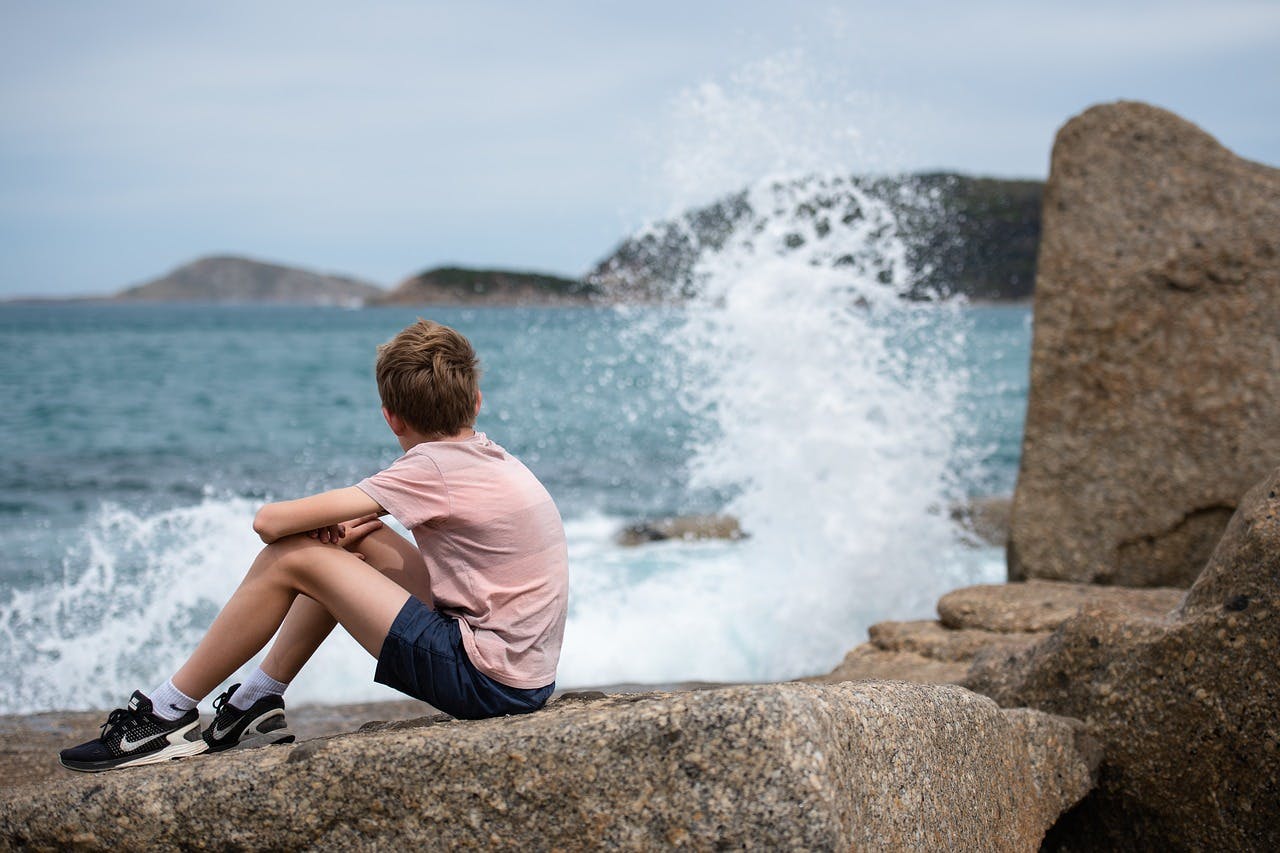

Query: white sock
[[230, 666, 289, 711], [148, 679, 198, 721]]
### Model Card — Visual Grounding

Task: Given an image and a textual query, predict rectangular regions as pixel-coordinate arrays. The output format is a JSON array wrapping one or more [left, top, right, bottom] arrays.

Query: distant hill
[[586, 172, 1043, 303], [372, 266, 599, 306], [114, 256, 384, 305]]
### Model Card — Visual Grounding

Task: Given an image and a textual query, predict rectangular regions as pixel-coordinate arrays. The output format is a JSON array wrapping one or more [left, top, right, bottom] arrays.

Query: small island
[[114, 255, 383, 306], [370, 266, 598, 306]]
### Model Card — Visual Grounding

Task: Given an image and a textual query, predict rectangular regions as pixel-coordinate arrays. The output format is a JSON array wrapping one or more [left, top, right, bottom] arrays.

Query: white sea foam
[[556, 178, 992, 686], [556, 54, 1001, 687]]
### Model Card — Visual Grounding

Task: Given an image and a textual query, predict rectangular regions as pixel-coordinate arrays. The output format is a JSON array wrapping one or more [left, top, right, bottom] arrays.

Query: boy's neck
[[398, 427, 476, 452]]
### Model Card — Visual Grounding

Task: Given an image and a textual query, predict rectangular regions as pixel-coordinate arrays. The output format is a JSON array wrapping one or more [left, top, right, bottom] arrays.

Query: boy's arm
[[253, 486, 385, 544]]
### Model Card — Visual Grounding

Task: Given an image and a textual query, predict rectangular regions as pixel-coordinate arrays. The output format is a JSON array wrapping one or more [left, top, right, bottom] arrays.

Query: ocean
[[0, 294, 1029, 714]]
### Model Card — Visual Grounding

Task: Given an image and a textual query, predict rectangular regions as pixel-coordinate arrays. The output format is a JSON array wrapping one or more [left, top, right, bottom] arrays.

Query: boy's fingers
[[343, 518, 383, 545]]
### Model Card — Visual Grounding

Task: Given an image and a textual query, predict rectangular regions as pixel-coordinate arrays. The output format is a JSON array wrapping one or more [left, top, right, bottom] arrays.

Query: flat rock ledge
[[810, 580, 1184, 687], [0, 682, 1096, 852]]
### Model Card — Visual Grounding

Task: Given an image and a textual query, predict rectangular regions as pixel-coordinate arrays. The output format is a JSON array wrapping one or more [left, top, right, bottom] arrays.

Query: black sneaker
[[59, 690, 206, 772], [202, 683, 295, 752]]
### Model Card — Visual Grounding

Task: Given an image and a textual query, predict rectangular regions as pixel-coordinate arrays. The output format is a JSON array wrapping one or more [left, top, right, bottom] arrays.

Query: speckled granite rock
[[0, 682, 1097, 851], [968, 467, 1280, 851], [1008, 100, 1280, 586], [868, 619, 1047, 662], [810, 584, 1176, 688], [809, 643, 973, 685], [938, 580, 1184, 633]]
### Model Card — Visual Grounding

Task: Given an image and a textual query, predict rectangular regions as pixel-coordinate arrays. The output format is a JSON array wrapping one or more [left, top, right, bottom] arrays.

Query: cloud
[[1, 0, 1277, 295]]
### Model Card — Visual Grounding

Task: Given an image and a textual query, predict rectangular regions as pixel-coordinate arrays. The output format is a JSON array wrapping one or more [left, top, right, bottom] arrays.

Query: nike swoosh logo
[[210, 717, 243, 741], [119, 730, 166, 752]]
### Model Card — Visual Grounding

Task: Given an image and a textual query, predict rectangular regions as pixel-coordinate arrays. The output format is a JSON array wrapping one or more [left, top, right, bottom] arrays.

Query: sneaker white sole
[[233, 726, 296, 751], [109, 722, 208, 770]]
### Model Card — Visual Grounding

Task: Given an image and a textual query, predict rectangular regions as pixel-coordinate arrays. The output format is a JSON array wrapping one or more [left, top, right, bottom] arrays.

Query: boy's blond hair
[[376, 320, 480, 438]]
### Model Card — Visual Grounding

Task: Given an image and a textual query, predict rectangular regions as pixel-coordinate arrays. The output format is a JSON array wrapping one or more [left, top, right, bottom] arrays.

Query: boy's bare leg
[[169, 528, 425, 701], [258, 524, 432, 683]]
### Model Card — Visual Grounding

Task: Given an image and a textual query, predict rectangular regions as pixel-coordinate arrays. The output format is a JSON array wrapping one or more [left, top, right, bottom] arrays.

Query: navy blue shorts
[[374, 596, 554, 720]]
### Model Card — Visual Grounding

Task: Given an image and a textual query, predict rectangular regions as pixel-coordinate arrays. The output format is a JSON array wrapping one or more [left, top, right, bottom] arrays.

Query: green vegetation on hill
[[374, 266, 598, 305]]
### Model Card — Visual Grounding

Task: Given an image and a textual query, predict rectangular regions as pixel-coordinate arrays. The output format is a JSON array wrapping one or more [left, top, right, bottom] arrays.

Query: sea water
[[0, 50, 1037, 713], [0, 295, 1029, 714]]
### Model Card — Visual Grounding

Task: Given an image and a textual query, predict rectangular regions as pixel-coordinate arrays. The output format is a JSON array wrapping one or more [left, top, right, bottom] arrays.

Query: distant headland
[[114, 255, 383, 306], [5, 172, 1044, 306]]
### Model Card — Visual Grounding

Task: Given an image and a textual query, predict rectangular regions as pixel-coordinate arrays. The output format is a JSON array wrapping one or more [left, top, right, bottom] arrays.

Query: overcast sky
[[2, 1, 1277, 297]]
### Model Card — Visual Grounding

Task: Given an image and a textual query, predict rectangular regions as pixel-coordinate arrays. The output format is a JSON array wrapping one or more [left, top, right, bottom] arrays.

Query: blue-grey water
[[0, 302, 1030, 712]]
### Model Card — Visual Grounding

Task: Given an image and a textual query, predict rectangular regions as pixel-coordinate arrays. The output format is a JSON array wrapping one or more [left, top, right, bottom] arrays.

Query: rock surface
[[0, 682, 1096, 851], [0, 699, 428, 792], [1008, 100, 1280, 586], [812, 581, 1182, 689], [969, 466, 1280, 851], [812, 644, 974, 686], [868, 619, 1045, 662], [950, 495, 1013, 546], [938, 579, 1184, 634]]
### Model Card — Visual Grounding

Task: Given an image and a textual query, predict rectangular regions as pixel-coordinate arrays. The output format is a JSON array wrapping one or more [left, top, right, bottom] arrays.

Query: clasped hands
[[306, 513, 384, 555]]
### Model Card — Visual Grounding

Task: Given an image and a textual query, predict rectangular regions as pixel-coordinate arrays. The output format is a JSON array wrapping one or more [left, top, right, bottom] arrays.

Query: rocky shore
[[1, 683, 1096, 851], [3, 100, 1277, 849]]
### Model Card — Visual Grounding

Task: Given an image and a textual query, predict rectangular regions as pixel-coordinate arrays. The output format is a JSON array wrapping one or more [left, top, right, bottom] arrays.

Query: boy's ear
[[382, 406, 408, 436], [475, 390, 482, 417]]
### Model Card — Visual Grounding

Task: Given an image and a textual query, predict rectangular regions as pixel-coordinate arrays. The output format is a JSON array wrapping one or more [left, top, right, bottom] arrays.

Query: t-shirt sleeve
[[355, 452, 451, 529]]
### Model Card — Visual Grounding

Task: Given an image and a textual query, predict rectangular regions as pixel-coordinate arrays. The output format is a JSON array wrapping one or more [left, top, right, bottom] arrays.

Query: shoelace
[[100, 706, 144, 738], [210, 685, 238, 717]]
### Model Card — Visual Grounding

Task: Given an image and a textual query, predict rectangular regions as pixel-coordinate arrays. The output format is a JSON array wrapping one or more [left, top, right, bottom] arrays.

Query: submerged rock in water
[[1009, 100, 1280, 586], [950, 495, 1012, 547], [615, 514, 744, 546], [0, 682, 1096, 851], [968, 465, 1280, 851]]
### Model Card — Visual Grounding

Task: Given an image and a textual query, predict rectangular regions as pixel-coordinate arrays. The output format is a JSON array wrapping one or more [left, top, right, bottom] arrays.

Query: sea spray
[[556, 55, 989, 685], [556, 176, 980, 685]]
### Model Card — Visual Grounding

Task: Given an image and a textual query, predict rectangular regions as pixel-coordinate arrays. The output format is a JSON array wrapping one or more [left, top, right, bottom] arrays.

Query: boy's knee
[[255, 535, 318, 579], [256, 535, 364, 589]]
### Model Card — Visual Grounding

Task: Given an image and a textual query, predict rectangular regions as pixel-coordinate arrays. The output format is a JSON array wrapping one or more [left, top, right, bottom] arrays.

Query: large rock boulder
[[969, 466, 1280, 850], [0, 682, 1096, 851], [1009, 100, 1280, 586]]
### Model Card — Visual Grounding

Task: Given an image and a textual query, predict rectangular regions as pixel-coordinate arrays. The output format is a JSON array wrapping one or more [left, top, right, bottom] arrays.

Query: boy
[[61, 320, 568, 772]]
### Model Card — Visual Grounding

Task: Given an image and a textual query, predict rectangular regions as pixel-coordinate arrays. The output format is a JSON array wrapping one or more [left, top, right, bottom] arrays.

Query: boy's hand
[[338, 514, 384, 551], [307, 524, 347, 545]]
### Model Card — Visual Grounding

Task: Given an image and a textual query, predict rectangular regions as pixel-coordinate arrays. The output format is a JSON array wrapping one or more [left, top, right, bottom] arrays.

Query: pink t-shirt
[[355, 432, 568, 689]]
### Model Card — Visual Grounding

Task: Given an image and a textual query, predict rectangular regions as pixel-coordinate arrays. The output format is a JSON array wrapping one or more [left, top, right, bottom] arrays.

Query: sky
[[2, 0, 1278, 297]]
